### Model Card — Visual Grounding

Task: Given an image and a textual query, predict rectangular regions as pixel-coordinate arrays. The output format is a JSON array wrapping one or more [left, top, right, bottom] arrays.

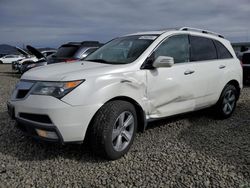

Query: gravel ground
[[0, 64, 249, 188]]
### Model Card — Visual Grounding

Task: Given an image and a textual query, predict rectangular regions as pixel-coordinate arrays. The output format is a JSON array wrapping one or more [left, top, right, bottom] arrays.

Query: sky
[[0, 0, 249, 48]]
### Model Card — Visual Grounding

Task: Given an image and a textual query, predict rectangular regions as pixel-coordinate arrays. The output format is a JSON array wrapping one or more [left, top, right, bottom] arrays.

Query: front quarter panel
[[61, 70, 147, 111]]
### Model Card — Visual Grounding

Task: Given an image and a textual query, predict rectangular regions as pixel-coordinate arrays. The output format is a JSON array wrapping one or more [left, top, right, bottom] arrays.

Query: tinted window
[[190, 36, 217, 61], [154, 35, 189, 63], [242, 53, 250, 65], [55, 46, 79, 58], [214, 40, 232, 59]]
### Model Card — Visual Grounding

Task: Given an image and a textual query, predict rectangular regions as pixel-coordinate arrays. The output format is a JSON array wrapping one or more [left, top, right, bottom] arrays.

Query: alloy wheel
[[222, 90, 236, 115], [112, 111, 135, 152]]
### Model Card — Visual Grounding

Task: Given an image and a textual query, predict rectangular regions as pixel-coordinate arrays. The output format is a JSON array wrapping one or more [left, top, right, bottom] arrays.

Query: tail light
[[65, 58, 76, 63]]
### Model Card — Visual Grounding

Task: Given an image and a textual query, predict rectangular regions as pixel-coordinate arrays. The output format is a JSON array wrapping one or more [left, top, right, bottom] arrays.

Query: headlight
[[30, 80, 84, 99]]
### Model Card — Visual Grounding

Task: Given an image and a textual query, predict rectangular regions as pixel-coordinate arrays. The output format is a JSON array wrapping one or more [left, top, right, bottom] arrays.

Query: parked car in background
[[0, 54, 24, 64], [12, 47, 56, 73], [47, 41, 102, 64], [12, 47, 40, 70], [18, 41, 101, 74], [241, 51, 250, 83], [7, 27, 242, 160]]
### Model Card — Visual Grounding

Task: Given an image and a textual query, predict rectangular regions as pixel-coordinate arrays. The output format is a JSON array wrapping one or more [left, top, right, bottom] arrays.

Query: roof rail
[[179, 27, 224, 38]]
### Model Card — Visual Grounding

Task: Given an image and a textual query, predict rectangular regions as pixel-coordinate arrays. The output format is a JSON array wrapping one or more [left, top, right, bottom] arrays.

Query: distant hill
[[0, 44, 20, 55]]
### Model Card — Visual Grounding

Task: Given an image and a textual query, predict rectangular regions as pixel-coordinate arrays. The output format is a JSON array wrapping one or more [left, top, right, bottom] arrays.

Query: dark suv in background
[[47, 41, 102, 64], [242, 52, 250, 83], [236, 46, 250, 83]]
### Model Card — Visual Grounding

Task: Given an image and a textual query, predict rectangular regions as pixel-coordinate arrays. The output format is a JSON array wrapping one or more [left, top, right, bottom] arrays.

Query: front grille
[[16, 89, 29, 99], [19, 113, 52, 124]]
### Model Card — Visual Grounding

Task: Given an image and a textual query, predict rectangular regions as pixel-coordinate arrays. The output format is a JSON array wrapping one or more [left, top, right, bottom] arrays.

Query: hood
[[21, 61, 124, 81], [15, 47, 29, 57], [26, 45, 45, 59]]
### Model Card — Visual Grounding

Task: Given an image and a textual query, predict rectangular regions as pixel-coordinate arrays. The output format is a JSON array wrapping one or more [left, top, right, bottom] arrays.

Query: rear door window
[[190, 36, 217, 61], [214, 40, 233, 59]]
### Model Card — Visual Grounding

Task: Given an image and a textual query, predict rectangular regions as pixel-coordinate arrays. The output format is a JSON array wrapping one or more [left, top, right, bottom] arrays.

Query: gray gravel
[[0, 64, 249, 188]]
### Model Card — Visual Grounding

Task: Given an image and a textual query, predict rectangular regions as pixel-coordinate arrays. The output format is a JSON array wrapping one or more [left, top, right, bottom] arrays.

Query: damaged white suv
[[7, 27, 242, 160]]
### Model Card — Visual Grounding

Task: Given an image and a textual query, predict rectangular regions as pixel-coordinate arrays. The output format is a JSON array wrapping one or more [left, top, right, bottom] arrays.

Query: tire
[[89, 100, 137, 160], [214, 84, 238, 119]]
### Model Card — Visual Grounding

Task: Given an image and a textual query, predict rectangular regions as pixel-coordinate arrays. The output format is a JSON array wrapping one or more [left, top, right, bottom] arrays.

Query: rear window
[[190, 36, 217, 61], [55, 46, 79, 58], [214, 40, 233, 59]]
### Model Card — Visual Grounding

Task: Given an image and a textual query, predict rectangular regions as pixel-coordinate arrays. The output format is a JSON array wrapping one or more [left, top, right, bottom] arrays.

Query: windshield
[[85, 35, 158, 64]]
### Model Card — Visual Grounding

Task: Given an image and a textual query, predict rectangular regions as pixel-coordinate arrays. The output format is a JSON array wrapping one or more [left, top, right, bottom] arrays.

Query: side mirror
[[153, 56, 174, 68]]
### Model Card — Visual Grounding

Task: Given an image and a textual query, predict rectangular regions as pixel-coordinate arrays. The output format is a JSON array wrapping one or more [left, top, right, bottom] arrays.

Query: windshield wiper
[[86, 59, 109, 64]]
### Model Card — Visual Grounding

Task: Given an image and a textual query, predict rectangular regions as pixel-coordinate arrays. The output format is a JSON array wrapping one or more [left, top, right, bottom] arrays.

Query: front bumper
[[8, 95, 101, 143], [16, 117, 64, 143], [12, 61, 20, 71]]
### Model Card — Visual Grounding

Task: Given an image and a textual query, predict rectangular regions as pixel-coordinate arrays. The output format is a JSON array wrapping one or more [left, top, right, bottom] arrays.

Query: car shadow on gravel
[[146, 108, 215, 131], [145, 102, 250, 181], [0, 111, 106, 163], [177, 106, 250, 181]]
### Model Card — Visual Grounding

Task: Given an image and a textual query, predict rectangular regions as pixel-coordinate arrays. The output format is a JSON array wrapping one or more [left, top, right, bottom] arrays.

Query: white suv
[[7, 27, 243, 160]]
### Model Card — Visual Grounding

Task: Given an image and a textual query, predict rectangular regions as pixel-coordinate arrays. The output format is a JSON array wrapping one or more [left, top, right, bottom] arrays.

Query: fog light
[[36, 129, 58, 139]]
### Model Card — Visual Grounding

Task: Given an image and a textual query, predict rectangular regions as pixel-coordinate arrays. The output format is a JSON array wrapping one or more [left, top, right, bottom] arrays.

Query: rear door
[[189, 35, 221, 108]]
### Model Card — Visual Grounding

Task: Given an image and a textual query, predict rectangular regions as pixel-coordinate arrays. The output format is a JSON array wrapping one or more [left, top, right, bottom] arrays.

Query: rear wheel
[[89, 100, 137, 160], [214, 84, 238, 119]]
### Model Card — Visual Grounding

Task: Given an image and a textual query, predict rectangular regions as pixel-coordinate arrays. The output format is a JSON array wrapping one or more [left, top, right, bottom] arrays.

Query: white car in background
[[7, 27, 243, 160], [0, 54, 24, 64], [12, 47, 56, 72]]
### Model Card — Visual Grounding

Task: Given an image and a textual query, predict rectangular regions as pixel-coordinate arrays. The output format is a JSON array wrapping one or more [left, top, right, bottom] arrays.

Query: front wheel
[[89, 100, 137, 160], [214, 84, 238, 119]]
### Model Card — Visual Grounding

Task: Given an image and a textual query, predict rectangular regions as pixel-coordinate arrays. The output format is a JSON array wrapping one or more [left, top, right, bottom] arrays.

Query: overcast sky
[[0, 0, 249, 48]]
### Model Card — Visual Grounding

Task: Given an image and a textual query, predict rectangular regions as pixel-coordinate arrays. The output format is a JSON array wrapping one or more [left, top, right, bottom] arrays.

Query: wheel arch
[[107, 96, 146, 133], [226, 80, 241, 100], [85, 96, 146, 142]]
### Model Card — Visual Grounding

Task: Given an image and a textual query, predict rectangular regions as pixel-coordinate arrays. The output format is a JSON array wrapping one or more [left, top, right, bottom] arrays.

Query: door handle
[[219, 65, 226, 69], [184, 70, 195, 75]]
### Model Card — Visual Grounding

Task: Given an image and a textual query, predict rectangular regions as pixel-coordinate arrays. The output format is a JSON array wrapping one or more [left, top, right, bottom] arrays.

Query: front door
[[146, 34, 207, 118]]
